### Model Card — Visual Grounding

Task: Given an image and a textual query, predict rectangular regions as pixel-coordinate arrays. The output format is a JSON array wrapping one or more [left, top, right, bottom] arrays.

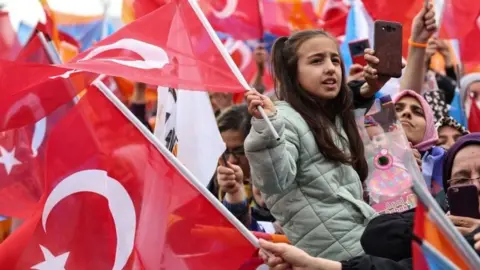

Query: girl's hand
[[245, 90, 276, 119], [410, 2, 437, 44], [258, 239, 341, 270]]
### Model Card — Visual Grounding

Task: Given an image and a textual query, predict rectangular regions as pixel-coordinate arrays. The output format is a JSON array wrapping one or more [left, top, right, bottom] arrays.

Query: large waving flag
[[0, 83, 259, 269], [63, 0, 247, 93]]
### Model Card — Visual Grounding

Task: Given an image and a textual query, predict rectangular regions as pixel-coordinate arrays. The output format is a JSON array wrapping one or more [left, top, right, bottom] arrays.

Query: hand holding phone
[[447, 184, 480, 219]]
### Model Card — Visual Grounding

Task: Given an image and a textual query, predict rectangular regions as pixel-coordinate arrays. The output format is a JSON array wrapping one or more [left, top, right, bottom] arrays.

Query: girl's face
[[296, 36, 342, 100], [395, 96, 427, 145]]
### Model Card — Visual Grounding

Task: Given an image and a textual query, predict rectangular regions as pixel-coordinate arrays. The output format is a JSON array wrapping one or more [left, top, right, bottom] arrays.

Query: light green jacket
[[245, 101, 377, 261]]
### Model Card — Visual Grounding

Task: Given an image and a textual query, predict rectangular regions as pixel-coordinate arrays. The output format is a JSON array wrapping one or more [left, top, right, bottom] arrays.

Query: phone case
[[374, 21, 403, 78], [447, 185, 480, 219]]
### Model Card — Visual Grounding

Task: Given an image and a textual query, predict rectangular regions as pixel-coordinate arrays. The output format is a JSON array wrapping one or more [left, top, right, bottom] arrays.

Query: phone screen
[[349, 40, 370, 57]]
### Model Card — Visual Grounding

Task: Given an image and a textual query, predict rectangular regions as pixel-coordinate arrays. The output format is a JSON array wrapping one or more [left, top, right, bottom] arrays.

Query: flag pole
[[187, 0, 280, 141], [411, 180, 480, 268], [37, 32, 80, 104], [93, 78, 260, 248]]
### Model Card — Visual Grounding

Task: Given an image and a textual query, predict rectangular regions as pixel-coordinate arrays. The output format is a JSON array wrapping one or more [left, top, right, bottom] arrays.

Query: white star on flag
[[31, 245, 70, 270], [0, 146, 21, 175]]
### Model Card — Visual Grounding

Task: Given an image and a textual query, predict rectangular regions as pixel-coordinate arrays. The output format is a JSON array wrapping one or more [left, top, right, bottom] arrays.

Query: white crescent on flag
[[211, 0, 238, 19], [4, 93, 46, 157], [40, 169, 136, 270], [78, 38, 170, 70]]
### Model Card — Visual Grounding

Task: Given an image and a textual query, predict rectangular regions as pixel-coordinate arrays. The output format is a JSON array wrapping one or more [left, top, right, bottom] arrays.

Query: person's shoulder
[[273, 101, 308, 132]]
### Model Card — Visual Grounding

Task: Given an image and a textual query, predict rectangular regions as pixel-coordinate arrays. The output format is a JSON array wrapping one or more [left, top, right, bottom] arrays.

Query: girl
[[244, 29, 377, 261]]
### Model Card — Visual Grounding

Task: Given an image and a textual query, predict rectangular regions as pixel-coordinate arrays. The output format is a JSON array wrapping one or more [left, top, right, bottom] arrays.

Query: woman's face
[[395, 96, 426, 146], [296, 36, 343, 100], [220, 129, 250, 179], [437, 126, 463, 150], [450, 145, 480, 212]]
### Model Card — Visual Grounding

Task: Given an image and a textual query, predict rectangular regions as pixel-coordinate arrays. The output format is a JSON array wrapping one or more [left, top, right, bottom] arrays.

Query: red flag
[[205, 0, 263, 40], [16, 34, 51, 64], [0, 84, 258, 269], [439, 1, 480, 64], [63, 0, 246, 93], [468, 97, 480, 132], [318, 0, 350, 38], [0, 61, 92, 130], [126, 0, 262, 40], [262, 0, 321, 36], [362, 0, 423, 57], [0, 12, 21, 60]]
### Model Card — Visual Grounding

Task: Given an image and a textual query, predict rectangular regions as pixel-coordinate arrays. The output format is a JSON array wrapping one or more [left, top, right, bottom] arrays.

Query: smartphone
[[349, 39, 370, 66], [373, 20, 403, 78], [447, 185, 480, 219]]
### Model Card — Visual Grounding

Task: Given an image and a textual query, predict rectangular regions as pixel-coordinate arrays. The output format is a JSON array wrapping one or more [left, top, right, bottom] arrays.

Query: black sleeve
[[361, 209, 415, 261], [349, 80, 375, 110], [445, 66, 457, 82], [129, 103, 152, 132], [435, 73, 457, 104], [341, 256, 412, 270]]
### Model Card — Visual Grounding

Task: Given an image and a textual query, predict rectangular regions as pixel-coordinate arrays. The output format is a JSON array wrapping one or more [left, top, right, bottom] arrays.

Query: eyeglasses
[[448, 176, 480, 186], [224, 148, 245, 160]]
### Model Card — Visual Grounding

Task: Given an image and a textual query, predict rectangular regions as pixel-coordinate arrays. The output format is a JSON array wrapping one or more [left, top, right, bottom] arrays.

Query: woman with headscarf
[[436, 116, 469, 150], [392, 90, 446, 196]]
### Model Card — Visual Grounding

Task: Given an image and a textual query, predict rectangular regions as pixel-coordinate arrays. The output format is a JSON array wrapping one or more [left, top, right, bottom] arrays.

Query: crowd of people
[[116, 3, 480, 269], [207, 3, 480, 269]]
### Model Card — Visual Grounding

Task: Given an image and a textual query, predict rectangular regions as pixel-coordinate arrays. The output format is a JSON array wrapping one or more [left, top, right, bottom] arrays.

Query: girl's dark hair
[[271, 29, 368, 181], [217, 104, 251, 139]]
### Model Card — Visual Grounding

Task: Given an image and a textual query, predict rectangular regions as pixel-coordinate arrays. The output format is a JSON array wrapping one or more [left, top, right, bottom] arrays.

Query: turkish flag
[[63, 0, 246, 93], [0, 85, 259, 269], [0, 61, 94, 130], [206, 0, 263, 40], [16, 34, 51, 64]]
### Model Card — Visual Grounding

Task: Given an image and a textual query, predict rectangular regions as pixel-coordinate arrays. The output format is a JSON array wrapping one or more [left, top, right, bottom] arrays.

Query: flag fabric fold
[[0, 85, 258, 269], [63, 0, 246, 93]]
